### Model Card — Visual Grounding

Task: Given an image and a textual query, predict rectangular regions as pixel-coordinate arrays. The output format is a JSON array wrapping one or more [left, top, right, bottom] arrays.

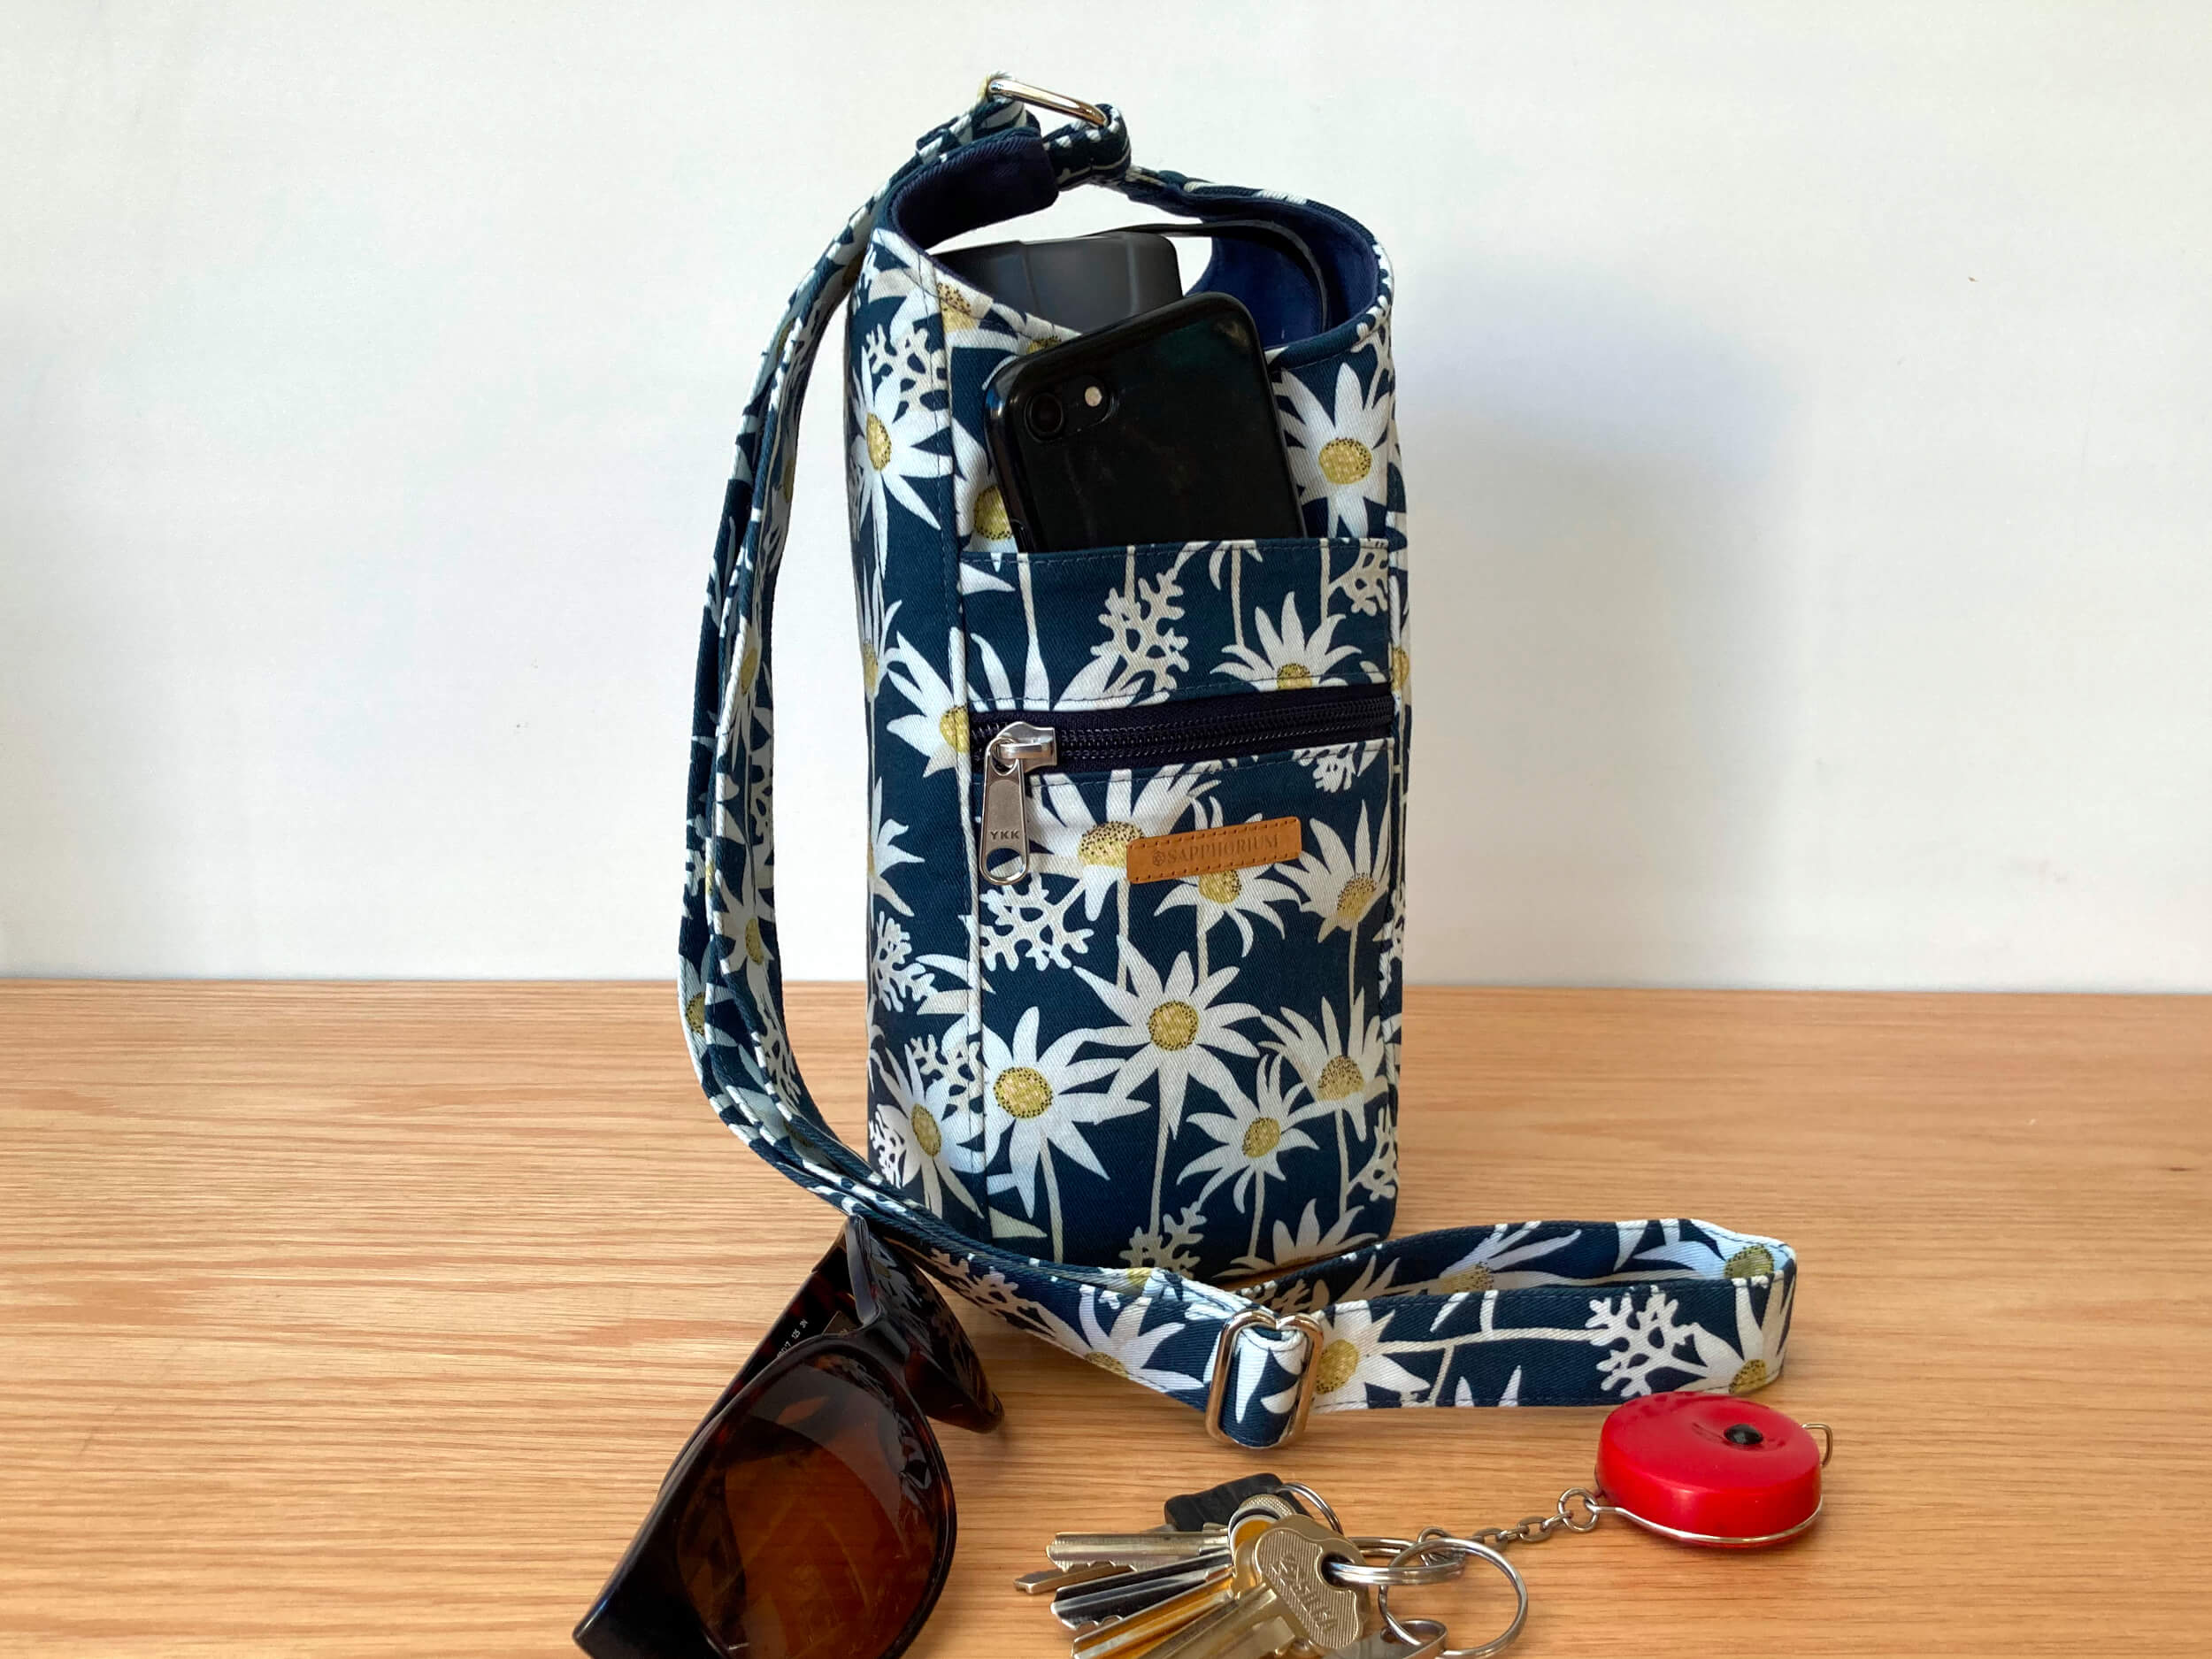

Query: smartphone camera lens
[[1026, 392, 1066, 441]]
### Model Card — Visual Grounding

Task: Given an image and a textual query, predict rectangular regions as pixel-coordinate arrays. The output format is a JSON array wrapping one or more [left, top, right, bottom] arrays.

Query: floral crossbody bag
[[678, 82, 1798, 1448]]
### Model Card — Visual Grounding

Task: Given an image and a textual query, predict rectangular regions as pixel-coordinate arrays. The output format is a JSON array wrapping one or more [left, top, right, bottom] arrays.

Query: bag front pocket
[[964, 686, 1402, 1280]]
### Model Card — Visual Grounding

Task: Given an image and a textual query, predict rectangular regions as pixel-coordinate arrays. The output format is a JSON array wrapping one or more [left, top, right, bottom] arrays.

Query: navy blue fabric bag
[[678, 84, 1798, 1448]]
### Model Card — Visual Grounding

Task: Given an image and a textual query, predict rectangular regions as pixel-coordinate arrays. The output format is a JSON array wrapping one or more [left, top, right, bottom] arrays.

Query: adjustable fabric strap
[[678, 91, 1799, 1448]]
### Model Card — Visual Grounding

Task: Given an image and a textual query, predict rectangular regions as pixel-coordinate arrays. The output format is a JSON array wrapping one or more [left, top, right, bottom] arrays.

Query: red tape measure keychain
[[1593, 1392, 1832, 1546], [1379, 1394, 1836, 1656]]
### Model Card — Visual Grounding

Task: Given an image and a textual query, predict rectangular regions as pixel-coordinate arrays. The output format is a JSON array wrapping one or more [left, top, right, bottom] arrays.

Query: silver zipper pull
[[979, 721, 1057, 887]]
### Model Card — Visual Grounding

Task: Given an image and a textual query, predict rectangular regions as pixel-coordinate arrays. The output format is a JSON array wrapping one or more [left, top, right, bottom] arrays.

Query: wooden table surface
[[4, 982, 2208, 1655]]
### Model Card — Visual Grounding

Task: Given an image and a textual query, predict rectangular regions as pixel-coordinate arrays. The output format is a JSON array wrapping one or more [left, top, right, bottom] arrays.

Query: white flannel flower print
[[1263, 1199, 1377, 1273], [980, 1006, 1143, 1256], [1386, 562, 1410, 699], [871, 1043, 980, 1217], [1614, 1218, 1782, 1282], [1285, 804, 1391, 941], [866, 257, 952, 340], [1179, 1056, 1319, 1253], [1076, 944, 1261, 1133], [1071, 1287, 1203, 1394], [1589, 1278, 1793, 1399], [1031, 766, 1210, 924], [1266, 1303, 1425, 1417], [1151, 811, 1298, 956], [1453, 1368, 1525, 1409], [883, 631, 971, 779], [1262, 993, 1391, 1124], [1217, 591, 1358, 691], [1681, 1276, 1793, 1395], [710, 861, 772, 1012], [1423, 1222, 1584, 1294], [850, 323, 949, 572], [949, 418, 1018, 576], [933, 270, 1029, 355], [867, 779, 921, 918], [1279, 359, 1394, 535], [856, 567, 901, 703]]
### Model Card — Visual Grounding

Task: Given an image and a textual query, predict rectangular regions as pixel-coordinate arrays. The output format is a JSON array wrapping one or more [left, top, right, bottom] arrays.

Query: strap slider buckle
[[981, 73, 1109, 128], [1204, 1304, 1327, 1449]]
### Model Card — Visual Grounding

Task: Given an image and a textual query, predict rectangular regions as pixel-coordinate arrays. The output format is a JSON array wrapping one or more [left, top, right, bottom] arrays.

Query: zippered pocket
[[974, 684, 1395, 887], [958, 699, 1402, 1274]]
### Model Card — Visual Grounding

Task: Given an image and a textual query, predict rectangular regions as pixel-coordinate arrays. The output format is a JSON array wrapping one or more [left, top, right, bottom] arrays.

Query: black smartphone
[[982, 292, 1305, 551]]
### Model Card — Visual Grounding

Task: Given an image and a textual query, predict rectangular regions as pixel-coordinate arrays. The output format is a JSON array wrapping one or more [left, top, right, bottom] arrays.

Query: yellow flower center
[[1197, 870, 1242, 905], [737, 642, 760, 692], [1730, 1358, 1770, 1395], [744, 918, 766, 966], [1316, 1338, 1360, 1394], [938, 706, 971, 753], [1438, 1263, 1494, 1294], [1390, 645, 1411, 695], [1724, 1245, 1776, 1280], [865, 412, 893, 471], [1316, 1054, 1364, 1100], [1124, 1265, 1155, 1293], [1241, 1117, 1282, 1158], [995, 1065, 1053, 1119], [1317, 437, 1372, 486], [1085, 1350, 1129, 1378], [911, 1105, 942, 1158], [1148, 1001, 1200, 1051], [1275, 663, 1314, 689], [684, 993, 707, 1035], [1078, 821, 1141, 868], [1335, 874, 1378, 923], [860, 641, 879, 695], [938, 284, 978, 332], [975, 485, 1012, 541]]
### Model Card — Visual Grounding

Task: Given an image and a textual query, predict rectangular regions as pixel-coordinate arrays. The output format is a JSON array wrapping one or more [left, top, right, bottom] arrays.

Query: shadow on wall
[[1403, 266, 1793, 986]]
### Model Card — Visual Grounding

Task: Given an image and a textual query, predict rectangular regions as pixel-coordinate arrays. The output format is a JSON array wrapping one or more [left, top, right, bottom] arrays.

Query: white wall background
[[4, 2, 2208, 987]]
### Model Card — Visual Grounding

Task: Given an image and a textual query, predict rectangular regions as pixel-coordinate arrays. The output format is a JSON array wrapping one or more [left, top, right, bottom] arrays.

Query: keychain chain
[[1456, 1487, 1606, 1551]]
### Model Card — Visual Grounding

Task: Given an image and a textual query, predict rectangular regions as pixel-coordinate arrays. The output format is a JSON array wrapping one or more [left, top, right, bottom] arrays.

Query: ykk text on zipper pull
[[980, 722, 1056, 887]]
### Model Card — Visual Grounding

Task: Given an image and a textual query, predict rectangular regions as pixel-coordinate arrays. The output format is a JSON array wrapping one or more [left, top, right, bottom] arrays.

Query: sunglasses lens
[[672, 1347, 950, 1659]]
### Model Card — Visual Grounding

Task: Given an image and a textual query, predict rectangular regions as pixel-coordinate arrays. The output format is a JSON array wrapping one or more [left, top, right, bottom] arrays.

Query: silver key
[[1048, 1523, 1227, 1570], [1068, 1512, 1276, 1659], [1054, 1555, 1235, 1628], [1147, 1516, 1367, 1659]]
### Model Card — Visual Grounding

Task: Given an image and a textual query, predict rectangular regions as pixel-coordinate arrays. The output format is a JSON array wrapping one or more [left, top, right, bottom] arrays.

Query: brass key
[[1145, 1516, 1367, 1659], [1015, 1563, 1125, 1596], [1048, 1523, 1228, 1571], [1068, 1514, 1276, 1659]]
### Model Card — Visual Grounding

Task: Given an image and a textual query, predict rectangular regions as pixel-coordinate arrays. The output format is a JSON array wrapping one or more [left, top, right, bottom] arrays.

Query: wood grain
[[4, 983, 2208, 1656]]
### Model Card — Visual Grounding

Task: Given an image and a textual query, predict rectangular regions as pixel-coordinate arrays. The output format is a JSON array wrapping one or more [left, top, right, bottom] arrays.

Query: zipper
[[973, 683, 1394, 887]]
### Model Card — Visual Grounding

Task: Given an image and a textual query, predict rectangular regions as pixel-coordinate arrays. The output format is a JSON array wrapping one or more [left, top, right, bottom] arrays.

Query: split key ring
[[1327, 1536, 1470, 1589], [1379, 1533, 1530, 1658]]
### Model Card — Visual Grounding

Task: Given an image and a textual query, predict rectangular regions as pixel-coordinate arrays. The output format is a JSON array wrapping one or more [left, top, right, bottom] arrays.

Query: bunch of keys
[[1018, 1481, 1469, 1659], [1015, 1395, 1834, 1659]]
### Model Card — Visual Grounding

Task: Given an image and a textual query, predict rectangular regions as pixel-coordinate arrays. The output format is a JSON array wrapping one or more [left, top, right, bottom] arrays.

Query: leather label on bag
[[1126, 817, 1302, 885]]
